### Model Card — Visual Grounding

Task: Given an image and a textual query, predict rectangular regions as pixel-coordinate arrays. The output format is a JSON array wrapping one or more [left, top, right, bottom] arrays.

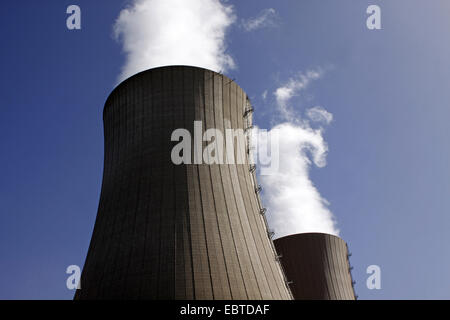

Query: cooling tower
[[274, 233, 355, 300], [75, 66, 292, 300]]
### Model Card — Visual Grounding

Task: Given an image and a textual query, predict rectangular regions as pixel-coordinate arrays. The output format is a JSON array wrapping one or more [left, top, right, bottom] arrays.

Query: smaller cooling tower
[[274, 233, 356, 300]]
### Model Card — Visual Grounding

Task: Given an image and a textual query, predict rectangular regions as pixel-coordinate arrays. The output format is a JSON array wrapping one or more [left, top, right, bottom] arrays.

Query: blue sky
[[1, 0, 450, 299]]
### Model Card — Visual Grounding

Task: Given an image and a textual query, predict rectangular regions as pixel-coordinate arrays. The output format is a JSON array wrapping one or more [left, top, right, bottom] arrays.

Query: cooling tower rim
[[104, 65, 242, 115], [274, 232, 347, 244]]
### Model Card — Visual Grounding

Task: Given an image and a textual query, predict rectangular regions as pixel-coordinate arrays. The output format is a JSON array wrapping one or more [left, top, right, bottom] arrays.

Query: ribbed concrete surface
[[75, 66, 292, 300], [274, 233, 355, 300]]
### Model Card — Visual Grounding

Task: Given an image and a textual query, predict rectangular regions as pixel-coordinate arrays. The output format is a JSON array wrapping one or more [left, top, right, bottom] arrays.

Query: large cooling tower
[[75, 66, 292, 300], [274, 233, 356, 300]]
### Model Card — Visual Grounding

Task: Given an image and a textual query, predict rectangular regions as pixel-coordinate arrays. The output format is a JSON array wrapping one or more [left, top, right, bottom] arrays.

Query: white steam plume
[[306, 106, 333, 125], [241, 8, 278, 32], [113, 0, 236, 83], [257, 69, 339, 237], [112, 1, 339, 237]]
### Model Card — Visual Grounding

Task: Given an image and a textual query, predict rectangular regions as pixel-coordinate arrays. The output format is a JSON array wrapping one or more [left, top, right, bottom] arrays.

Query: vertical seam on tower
[[104, 86, 128, 297], [225, 79, 254, 298], [139, 72, 152, 299], [196, 70, 215, 299], [96, 91, 118, 297], [156, 70, 165, 298], [183, 68, 196, 300], [117, 81, 135, 298], [220, 75, 248, 299], [122, 78, 144, 298], [232, 84, 263, 299], [325, 236, 337, 299], [168, 70, 179, 299], [169, 68, 177, 298], [206, 71, 232, 299], [109, 85, 130, 298]]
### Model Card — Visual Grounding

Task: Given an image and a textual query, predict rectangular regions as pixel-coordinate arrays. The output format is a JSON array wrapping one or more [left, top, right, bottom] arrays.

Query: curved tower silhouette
[[75, 66, 292, 300], [274, 233, 356, 300]]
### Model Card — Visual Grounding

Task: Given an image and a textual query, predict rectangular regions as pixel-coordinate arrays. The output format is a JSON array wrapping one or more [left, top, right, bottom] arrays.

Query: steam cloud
[[112, 1, 339, 237], [113, 0, 236, 83], [241, 8, 278, 32], [257, 70, 339, 238]]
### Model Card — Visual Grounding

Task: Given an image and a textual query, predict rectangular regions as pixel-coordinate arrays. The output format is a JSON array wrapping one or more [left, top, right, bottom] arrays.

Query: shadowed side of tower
[[75, 66, 292, 300], [274, 233, 356, 300]]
